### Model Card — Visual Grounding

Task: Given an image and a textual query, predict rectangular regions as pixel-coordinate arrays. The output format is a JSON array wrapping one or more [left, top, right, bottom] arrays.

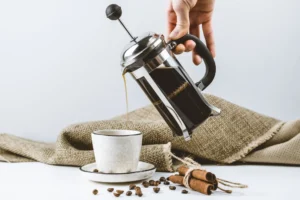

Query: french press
[[106, 4, 220, 141]]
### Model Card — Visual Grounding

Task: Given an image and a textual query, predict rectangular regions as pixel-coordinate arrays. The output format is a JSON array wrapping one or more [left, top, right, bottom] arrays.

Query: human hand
[[167, 0, 216, 65]]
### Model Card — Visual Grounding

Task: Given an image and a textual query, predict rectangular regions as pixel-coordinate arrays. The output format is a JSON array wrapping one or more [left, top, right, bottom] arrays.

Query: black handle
[[170, 34, 216, 91]]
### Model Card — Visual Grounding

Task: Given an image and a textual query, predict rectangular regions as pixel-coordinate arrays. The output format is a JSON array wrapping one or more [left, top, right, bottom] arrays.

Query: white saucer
[[80, 162, 156, 183]]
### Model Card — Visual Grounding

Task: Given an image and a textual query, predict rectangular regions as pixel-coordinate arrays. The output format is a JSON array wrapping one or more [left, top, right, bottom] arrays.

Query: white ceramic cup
[[91, 130, 142, 173]]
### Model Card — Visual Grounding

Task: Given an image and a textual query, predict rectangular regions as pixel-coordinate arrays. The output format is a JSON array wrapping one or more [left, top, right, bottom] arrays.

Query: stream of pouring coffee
[[122, 72, 129, 123]]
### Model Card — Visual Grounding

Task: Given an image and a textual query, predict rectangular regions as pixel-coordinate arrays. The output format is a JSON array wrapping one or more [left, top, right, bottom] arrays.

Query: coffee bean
[[153, 187, 160, 193], [149, 180, 155, 186], [93, 169, 99, 173], [142, 181, 149, 188], [135, 187, 143, 196], [142, 181, 148, 185], [135, 187, 141, 192], [107, 188, 114, 192], [156, 180, 161, 184], [113, 192, 121, 197], [143, 183, 149, 188], [159, 177, 166, 182], [182, 189, 188, 194], [169, 186, 176, 190], [92, 189, 98, 195], [116, 190, 124, 194], [129, 184, 136, 190], [164, 181, 170, 185], [154, 181, 160, 186], [166, 177, 170, 181], [135, 186, 141, 191], [126, 191, 132, 196]]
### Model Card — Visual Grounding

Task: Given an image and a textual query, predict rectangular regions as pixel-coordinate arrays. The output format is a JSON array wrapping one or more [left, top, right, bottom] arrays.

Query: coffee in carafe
[[138, 66, 212, 136]]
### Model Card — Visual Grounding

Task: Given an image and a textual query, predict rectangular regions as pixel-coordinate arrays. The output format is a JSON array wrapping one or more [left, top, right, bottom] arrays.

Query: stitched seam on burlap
[[163, 142, 174, 172], [222, 122, 286, 163]]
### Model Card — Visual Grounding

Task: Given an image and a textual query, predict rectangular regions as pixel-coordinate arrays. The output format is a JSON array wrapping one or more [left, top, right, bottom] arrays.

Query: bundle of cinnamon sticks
[[168, 166, 221, 195]]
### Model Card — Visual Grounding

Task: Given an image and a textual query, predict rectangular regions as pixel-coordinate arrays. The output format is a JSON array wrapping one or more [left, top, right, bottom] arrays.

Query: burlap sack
[[0, 94, 299, 171]]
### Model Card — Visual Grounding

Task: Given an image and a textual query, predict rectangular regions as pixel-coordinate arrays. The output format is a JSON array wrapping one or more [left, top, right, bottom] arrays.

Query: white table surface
[[0, 162, 298, 200]]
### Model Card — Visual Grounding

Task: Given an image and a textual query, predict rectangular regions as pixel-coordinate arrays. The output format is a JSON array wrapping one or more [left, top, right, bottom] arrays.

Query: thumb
[[169, 1, 194, 39]]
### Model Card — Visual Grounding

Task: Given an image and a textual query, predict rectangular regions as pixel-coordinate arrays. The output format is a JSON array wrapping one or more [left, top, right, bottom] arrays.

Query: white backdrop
[[0, 0, 299, 142]]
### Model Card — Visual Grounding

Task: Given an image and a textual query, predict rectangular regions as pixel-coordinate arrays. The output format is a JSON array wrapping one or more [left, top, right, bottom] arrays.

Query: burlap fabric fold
[[0, 94, 299, 171]]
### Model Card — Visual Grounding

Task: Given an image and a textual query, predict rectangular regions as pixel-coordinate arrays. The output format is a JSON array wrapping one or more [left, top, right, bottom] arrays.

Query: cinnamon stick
[[169, 175, 214, 195], [178, 166, 216, 183]]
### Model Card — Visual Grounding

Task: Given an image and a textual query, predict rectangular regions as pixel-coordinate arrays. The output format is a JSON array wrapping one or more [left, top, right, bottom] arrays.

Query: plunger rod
[[118, 19, 137, 43]]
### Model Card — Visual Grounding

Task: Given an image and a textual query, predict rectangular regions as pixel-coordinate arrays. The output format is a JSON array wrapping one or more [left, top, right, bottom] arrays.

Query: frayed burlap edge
[[222, 122, 285, 163], [163, 142, 174, 172], [0, 155, 10, 163]]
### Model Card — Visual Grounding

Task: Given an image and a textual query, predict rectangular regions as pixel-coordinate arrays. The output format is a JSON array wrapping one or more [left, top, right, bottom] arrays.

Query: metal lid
[[121, 32, 166, 70]]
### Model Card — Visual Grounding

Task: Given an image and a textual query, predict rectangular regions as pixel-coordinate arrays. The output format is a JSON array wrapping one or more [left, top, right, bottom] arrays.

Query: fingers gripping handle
[[169, 34, 216, 91]]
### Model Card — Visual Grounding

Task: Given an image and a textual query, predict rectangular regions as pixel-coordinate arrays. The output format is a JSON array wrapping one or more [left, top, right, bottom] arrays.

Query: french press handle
[[169, 34, 216, 91]]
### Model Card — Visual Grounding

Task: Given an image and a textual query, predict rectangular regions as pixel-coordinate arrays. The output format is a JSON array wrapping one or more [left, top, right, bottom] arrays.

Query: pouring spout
[[122, 67, 129, 75]]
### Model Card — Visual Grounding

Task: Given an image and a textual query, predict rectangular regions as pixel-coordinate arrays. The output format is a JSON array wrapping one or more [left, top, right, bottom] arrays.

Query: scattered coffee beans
[[129, 184, 136, 190], [107, 188, 114, 192], [153, 187, 160, 193], [154, 181, 160, 186], [182, 189, 188, 194], [164, 181, 170, 185], [126, 191, 132, 196], [93, 169, 99, 173], [116, 190, 124, 194], [159, 177, 166, 182], [113, 192, 121, 197], [169, 186, 176, 190], [92, 189, 98, 195]]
